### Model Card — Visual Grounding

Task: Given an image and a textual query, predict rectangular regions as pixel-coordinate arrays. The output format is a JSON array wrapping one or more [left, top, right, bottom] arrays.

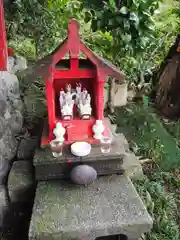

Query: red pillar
[[45, 74, 56, 141], [96, 70, 106, 120], [0, 0, 8, 71]]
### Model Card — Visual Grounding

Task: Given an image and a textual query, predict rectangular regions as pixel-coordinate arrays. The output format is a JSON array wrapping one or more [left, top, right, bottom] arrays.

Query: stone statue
[[75, 82, 82, 105], [53, 122, 66, 141], [92, 120, 105, 139], [59, 88, 65, 107], [76, 82, 82, 94], [66, 84, 71, 93], [80, 88, 87, 105], [79, 103, 92, 117], [85, 94, 91, 106], [78, 89, 92, 119]]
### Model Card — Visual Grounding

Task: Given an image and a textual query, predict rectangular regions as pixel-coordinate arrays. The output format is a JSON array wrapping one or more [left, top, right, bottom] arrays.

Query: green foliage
[[135, 171, 180, 240], [8, 37, 36, 61], [5, 0, 180, 91], [162, 120, 180, 147], [82, 0, 180, 88], [4, 0, 83, 57], [85, 0, 162, 56], [115, 103, 180, 170]]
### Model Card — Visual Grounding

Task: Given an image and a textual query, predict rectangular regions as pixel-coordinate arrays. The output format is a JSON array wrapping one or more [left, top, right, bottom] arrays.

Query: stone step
[[29, 175, 153, 240]]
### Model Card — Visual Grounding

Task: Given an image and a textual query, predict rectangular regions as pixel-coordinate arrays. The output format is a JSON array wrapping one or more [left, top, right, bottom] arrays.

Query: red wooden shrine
[[38, 19, 124, 146]]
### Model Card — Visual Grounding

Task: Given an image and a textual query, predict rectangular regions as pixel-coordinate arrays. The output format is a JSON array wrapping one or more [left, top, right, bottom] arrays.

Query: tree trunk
[[156, 34, 180, 119]]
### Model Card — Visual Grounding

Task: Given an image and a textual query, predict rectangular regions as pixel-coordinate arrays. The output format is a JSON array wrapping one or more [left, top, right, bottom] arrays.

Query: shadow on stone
[[96, 234, 128, 240]]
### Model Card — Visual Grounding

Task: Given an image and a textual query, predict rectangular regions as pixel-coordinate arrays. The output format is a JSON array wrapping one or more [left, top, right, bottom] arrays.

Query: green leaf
[[109, 0, 116, 9], [108, 19, 114, 26], [123, 19, 130, 29], [123, 34, 132, 43], [130, 12, 139, 25], [120, 6, 128, 15], [132, 0, 140, 7], [116, 16, 122, 24], [143, 95, 149, 107], [84, 11, 92, 23]]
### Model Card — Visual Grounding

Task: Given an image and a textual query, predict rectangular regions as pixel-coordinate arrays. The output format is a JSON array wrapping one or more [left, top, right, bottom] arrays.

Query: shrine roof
[[25, 19, 125, 82]]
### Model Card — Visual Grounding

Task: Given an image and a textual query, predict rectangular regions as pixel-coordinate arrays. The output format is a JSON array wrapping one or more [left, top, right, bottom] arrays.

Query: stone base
[[29, 175, 153, 240], [34, 137, 125, 181]]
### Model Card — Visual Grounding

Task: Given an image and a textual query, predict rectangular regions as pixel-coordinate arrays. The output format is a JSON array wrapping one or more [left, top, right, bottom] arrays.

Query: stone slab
[[29, 175, 153, 240], [34, 139, 125, 181], [8, 161, 35, 202]]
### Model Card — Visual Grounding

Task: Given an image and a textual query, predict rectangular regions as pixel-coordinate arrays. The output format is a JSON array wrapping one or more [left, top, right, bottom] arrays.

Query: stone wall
[[0, 56, 37, 239]]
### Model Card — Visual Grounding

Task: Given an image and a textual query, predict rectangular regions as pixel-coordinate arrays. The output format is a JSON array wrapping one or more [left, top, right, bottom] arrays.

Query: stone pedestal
[[29, 175, 152, 240], [34, 141, 125, 181]]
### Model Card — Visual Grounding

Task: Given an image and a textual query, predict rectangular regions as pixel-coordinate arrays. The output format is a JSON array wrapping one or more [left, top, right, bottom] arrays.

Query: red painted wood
[[45, 76, 56, 140], [96, 69, 106, 120], [53, 41, 69, 66], [0, 0, 7, 71], [8, 48, 14, 56], [53, 78, 92, 93], [41, 118, 111, 147], [70, 58, 79, 69], [53, 69, 95, 79], [68, 19, 80, 58], [43, 19, 124, 146]]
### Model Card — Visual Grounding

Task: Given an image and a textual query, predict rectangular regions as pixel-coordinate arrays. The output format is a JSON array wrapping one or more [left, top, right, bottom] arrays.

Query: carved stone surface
[[8, 161, 35, 203], [0, 127, 18, 160], [0, 69, 23, 163], [9, 110, 23, 134], [0, 156, 12, 185], [17, 137, 38, 160], [1, 72, 20, 99], [0, 185, 9, 227], [11, 98, 24, 112], [0, 117, 6, 138], [0, 91, 7, 117], [34, 140, 125, 181], [8, 56, 27, 75], [29, 175, 153, 240]]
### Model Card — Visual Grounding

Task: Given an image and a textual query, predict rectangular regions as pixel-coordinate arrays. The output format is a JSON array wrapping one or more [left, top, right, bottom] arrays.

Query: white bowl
[[71, 142, 91, 157]]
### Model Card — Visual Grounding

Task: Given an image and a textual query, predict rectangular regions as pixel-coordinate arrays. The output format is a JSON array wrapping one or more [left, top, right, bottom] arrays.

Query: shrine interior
[[54, 78, 96, 120]]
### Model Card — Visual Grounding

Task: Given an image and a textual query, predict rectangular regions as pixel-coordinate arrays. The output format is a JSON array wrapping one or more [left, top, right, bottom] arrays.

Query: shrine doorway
[[53, 78, 96, 120]]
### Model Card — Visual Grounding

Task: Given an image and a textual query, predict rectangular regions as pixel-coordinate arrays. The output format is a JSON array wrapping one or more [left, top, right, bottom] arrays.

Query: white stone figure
[[76, 82, 82, 94], [65, 91, 72, 103], [82, 88, 88, 102], [61, 95, 74, 119], [79, 103, 92, 117], [92, 120, 105, 140], [53, 122, 66, 141], [59, 88, 65, 107], [75, 82, 82, 105], [61, 104, 73, 117], [78, 91, 92, 119], [82, 88, 88, 96], [85, 94, 91, 106], [66, 84, 71, 93], [79, 88, 87, 105]]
